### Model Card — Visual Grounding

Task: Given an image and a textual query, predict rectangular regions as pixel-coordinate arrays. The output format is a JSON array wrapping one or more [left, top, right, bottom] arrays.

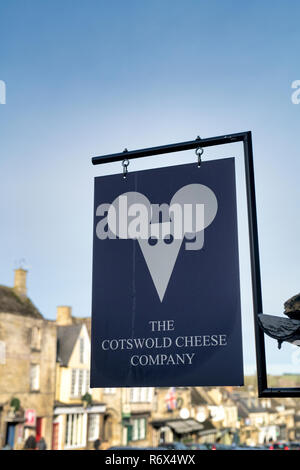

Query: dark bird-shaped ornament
[[258, 294, 300, 349]]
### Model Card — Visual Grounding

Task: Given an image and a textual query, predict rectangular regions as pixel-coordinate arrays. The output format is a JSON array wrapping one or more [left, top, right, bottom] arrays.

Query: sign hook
[[122, 148, 130, 179], [195, 146, 204, 167]]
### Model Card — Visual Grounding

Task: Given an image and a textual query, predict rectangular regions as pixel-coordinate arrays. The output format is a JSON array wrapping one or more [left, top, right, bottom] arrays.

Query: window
[[70, 369, 90, 398], [30, 364, 40, 391], [130, 388, 153, 403], [79, 370, 84, 394], [130, 388, 139, 402], [147, 388, 153, 402], [71, 369, 77, 397], [65, 413, 87, 448], [131, 418, 146, 441], [31, 327, 41, 350], [132, 419, 139, 441], [104, 388, 116, 394], [79, 337, 85, 363], [88, 414, 100, 441]]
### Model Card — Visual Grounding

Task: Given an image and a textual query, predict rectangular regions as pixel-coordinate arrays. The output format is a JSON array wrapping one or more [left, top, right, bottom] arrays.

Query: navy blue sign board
[[91, 158, 244, 387]]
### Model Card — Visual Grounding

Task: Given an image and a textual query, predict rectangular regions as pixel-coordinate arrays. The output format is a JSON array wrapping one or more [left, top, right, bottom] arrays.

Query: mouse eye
[[148, 236, 158, 246]]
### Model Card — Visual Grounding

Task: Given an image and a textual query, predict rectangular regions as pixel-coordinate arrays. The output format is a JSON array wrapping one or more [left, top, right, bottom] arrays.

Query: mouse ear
[[108, 191, 151, 239], [170, 184, 218, 234]]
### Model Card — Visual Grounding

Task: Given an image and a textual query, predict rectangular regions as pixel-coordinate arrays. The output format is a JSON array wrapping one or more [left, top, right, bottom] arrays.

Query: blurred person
[[36, 437, 47, 450], [23, 435, 36, 450], [93, 439, 101, 450]]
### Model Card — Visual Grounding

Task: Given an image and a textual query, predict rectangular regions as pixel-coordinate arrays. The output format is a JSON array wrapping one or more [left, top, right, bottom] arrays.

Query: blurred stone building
[[0, 269, 106, 450], [100, 387, 154, 448], [151, 387, 217, 445], [54, 306, 106, 450], [229, 388, 297, 445], [0, 269, 56, 449]]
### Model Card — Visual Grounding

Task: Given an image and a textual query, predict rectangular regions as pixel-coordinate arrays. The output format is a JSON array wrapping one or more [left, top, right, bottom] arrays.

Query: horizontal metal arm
[[92, 131, 250, 165]]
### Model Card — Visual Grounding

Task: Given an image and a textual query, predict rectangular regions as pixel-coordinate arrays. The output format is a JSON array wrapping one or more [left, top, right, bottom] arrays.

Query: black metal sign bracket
[[92, 131, 295, 397]]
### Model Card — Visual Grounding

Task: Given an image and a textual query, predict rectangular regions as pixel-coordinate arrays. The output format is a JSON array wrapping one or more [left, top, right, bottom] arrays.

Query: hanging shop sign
[[91, 153, 244, 387], [25, 409, 36, 427]]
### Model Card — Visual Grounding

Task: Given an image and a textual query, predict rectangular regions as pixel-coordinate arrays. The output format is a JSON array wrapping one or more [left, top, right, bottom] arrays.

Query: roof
[[200, 419, 216, 432], [235, 397, 276, 416], [54, 400, 105, 407], [191, 387, 213, 406], [0, 285, 43, 319], [151, 418, 204, 434], [229, 392, 270, 417], [57, 324, 82, 366], [235, 400, 249, 419], [168, 419, 204, 434], [54, 401, 106, 415], [72, 316, 91, 337]]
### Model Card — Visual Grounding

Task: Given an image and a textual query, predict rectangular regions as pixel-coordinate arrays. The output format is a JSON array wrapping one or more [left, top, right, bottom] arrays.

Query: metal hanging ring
[[122, 158, 130, 179], [195, 147, 204, 167]]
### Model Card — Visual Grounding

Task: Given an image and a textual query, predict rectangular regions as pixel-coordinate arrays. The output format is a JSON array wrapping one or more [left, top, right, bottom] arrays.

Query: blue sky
[[0, 0, 300, 375]]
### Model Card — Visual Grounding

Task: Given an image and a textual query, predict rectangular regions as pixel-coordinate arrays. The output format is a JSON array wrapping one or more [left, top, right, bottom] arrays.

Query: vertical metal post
[[243, 132, 267, 396]]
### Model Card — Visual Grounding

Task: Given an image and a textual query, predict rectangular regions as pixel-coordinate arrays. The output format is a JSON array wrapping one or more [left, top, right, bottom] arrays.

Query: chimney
[[14, 268, 27, 298], [56, 306, 73, 326]]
